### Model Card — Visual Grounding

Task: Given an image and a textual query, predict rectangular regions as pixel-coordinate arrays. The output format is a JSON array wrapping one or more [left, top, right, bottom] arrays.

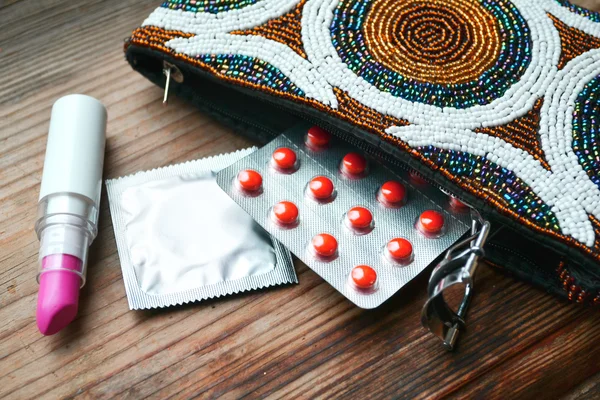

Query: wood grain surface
[[1, 0, 600, 399]]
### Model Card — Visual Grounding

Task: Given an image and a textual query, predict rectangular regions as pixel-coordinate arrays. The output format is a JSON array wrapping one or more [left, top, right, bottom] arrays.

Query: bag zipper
[[161, 60, 596, 306]]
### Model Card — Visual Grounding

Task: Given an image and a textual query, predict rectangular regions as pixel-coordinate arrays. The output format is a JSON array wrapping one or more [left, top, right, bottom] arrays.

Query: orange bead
[[351, 265, 377, 289], [309, 176, 334, 199], [418, 210, 445, 234], [379, 181, 406, 205], [311, 233, 338, 257], [346, 206, 373, 229], [237, 169, 262, 191], [272, 147, 297, 169], [306, 126, 331, 148], [272, 201, 299, 225], [341, 152, 367, 176], [387, 238, 413, 261]]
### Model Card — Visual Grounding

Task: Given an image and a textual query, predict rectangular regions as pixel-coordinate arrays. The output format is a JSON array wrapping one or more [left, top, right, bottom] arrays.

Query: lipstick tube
[[35, 94, 106, 335]]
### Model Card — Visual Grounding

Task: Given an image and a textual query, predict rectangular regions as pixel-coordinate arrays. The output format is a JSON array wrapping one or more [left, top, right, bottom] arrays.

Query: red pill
[[341, 152, 367, 176], [273, 201, 299, 225], [311, 233, 338, 257], [418, 210, 445, 235], [272, 147, 297, 169], [386, 238, 413, 262], [306, 126, 331, 148], [237, 169, 262, 191], [346, 206, 373, 229], [378, 181, 406, 205], [351, 265, 377, 289], [309, 176, 334, 199]]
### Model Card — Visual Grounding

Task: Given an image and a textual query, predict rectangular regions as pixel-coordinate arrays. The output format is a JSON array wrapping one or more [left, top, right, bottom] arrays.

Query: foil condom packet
[[106, 148, 296, 309]]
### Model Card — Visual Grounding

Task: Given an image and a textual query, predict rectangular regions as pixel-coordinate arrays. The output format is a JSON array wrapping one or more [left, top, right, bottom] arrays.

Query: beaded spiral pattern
[[131, 0, 600, 263], [332, 0, 532, 108]]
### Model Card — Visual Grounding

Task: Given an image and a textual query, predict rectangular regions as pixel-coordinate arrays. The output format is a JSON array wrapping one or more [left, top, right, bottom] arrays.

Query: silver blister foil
[[106, 148, 296, 310], [216, 126, 471, 309]]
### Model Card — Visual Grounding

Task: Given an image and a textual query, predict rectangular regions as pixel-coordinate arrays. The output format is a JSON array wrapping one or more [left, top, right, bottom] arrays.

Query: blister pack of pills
[[216, 125, 472, 308], [106, 148, 296, 310]]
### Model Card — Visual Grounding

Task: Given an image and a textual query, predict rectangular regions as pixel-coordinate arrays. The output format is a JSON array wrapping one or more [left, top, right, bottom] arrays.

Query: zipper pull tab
[[163, 67, 171, 105], [162, 61, 184, 105], [421, 209, 491, 351]]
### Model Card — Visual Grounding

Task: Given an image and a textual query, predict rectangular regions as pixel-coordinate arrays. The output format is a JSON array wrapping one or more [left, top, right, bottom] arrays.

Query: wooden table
[[2, 1, 600, 398]]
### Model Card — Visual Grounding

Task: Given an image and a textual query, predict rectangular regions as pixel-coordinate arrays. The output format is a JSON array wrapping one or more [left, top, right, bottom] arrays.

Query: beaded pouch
[[125, 0, 600, 305]]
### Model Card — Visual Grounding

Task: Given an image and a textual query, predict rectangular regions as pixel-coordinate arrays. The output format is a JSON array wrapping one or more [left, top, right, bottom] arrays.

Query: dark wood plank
[[1, 0, 600, 399], [453, 312, 600, 399], [562, 372, 600, 400]]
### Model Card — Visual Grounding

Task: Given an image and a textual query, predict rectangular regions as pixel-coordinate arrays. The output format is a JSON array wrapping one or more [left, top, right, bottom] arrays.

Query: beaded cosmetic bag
[[125, 0, 600, 305]]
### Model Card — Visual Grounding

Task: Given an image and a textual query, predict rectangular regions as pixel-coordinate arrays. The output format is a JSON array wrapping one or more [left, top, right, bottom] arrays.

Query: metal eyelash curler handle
[[421, 210, 491, 351]]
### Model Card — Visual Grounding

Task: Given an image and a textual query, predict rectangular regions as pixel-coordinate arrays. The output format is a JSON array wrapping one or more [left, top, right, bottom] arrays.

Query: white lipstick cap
[[39, 94, 107, 208]]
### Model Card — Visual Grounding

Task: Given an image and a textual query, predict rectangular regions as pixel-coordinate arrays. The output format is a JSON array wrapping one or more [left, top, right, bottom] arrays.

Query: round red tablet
[[272, 147, 297, 170], [272, 201, 299, 225], [346, 206, 373, 229], [378, 181, 406, 205], [418, 210, 445, 235], [341, 152, 367, 176], [237, 169, 262, 191], [311, 233, 338, 257], [306, 126, 331, 148], [386, 238, 413, 262], [308, 176, 334, 200], [351, 265, 377, 289]]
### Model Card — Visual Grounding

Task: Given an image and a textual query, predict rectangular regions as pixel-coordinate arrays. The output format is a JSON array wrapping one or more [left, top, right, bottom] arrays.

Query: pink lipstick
[[35, 94, 106, 335]]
